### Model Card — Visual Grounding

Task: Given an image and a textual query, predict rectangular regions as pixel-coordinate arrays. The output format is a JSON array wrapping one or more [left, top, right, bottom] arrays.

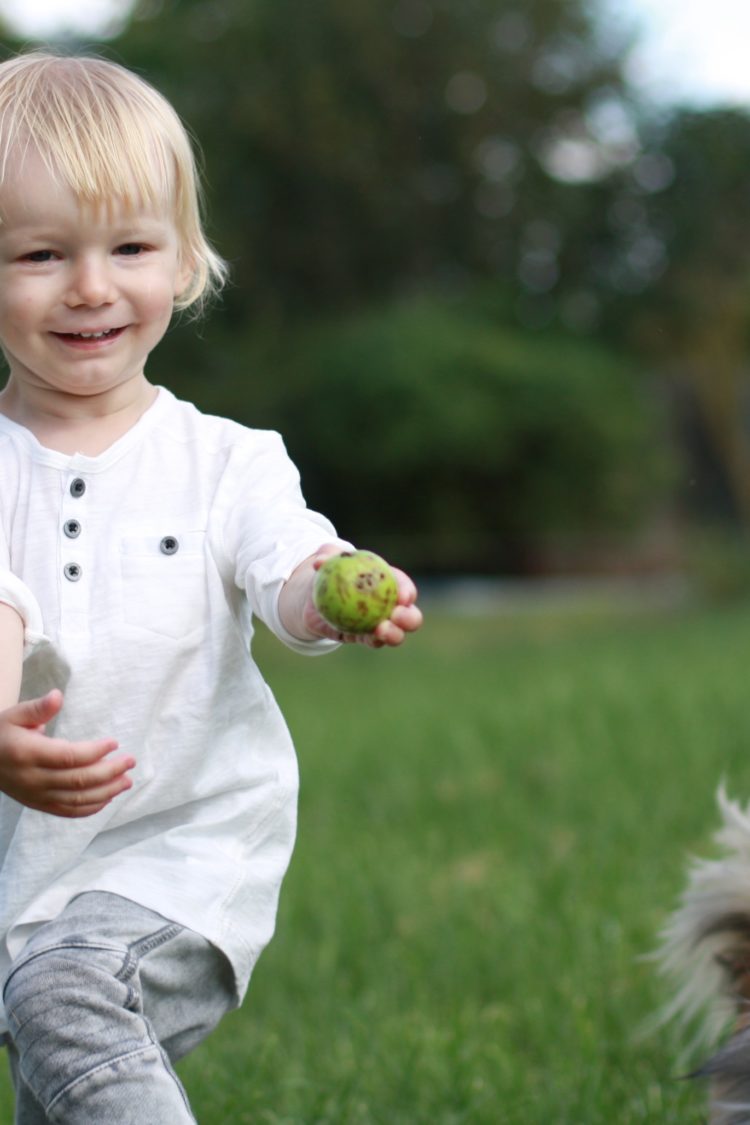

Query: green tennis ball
[[313, 550, 398, 634]]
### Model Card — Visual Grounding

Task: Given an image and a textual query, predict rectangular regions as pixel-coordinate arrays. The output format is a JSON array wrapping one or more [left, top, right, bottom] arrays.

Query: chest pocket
[[120, 530, 208, 639]]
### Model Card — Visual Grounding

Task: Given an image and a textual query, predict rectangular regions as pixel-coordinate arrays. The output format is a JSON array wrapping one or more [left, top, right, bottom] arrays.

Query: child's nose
[[65, 256, 116, 308]]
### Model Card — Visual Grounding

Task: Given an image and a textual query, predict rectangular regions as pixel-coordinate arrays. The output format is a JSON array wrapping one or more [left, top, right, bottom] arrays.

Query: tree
[[160, 294, 672, 574], [113, 0, 633, 319], [623, 109, 750, 528], [0, 0, 681, 572]]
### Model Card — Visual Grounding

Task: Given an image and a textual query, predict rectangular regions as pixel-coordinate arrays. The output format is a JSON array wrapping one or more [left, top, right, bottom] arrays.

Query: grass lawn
[[4, 596, 750, 1121]]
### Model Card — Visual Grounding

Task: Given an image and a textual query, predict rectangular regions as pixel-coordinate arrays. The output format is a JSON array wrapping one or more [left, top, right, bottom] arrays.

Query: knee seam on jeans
[[4, 940, 128, 1002], [118, 923, 184, 982], [45, 1041, 190, 1116], [4, 924, 184, 1003], [115, 925, 185, 1002]]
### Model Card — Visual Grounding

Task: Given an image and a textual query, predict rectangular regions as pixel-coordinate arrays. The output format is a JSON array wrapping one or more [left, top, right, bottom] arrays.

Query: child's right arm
[[0, 602, 22, 710], [0, 603, 136, 818]]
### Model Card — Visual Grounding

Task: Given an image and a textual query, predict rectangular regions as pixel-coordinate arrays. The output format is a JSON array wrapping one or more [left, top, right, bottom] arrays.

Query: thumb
[[10, 689, 64, 730], [311, 545, 344, 570]]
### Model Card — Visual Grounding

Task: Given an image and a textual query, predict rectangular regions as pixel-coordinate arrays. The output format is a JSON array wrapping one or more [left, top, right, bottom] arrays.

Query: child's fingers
[[36, 749, 135, 809], [369, 605, 423, 648], [5, 689, 64, 731], [19, 735, 134, 803], [393, 603, 423, 631], [325, 603, 423, 648], [22, 746, 135, 818], [41, 797, 112, 818], [30, 736, 124, 773], [385, 604, 423, 636], [43, 772, 134, 817], [392, 567, 419, 607]]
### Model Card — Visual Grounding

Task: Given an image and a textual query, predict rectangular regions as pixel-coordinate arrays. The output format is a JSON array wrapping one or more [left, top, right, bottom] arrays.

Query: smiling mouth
[[54, 327, 125, 341]]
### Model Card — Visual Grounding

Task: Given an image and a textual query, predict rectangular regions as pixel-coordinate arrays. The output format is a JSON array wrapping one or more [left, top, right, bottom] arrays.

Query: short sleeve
[[216, 431, 352, 653]]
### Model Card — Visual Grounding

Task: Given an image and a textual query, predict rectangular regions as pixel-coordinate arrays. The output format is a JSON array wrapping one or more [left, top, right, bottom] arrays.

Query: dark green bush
[[165, 296, 674, 574]]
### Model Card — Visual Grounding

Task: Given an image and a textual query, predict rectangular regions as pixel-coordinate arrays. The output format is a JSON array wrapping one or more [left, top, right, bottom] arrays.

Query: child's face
[[0, 146, 191, 402]]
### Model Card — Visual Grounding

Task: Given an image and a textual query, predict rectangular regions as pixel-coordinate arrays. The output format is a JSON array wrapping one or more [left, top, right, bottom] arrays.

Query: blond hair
[[0, 50, 227, 312]]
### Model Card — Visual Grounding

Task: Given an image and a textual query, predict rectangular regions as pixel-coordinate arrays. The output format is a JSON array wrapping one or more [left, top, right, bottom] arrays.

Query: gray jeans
[[2, 892, 236, 1124]]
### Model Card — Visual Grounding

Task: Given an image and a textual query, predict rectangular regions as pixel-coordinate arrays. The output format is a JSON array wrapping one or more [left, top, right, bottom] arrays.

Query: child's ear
[[174, 254, 195, 299]]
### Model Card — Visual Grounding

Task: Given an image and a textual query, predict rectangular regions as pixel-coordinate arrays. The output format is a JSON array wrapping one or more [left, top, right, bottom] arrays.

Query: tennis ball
[[313, 550, 398, 634]]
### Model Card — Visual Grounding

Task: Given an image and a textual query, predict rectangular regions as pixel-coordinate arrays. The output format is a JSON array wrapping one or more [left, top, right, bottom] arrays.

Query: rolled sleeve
[[258, 540, 351, 657], [216, 431, 352, 654], [0, 571, 46, 657], [239, 504, 352, 655]]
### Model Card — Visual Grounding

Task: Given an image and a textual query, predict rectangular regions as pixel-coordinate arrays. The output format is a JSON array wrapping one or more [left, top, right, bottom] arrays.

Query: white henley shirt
[[0, 386, 349, 1030]]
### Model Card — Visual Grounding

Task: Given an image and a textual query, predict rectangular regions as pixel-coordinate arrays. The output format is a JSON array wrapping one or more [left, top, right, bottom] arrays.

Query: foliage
[[102, 3, 750, 541], [110, 0, 629, 319], [161, 295, 674, 574], [621, 109, 750, 529], [4, 0, 742, 562]]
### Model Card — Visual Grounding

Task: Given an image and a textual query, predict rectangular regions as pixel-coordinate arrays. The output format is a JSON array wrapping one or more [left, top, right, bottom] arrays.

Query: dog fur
[[656, 788, 750, 1122]]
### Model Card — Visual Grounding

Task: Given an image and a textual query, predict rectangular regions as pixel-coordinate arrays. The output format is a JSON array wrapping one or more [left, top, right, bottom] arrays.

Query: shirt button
[[160, 536, 179, 555], [64, 562, 82, 582], [70, 478, 86, 498], [63, 520, 81, 539]]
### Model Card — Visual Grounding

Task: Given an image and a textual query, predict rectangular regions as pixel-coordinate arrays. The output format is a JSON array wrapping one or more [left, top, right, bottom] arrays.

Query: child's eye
[[22, 250, 55, 263], [116, 243, 146, 256]]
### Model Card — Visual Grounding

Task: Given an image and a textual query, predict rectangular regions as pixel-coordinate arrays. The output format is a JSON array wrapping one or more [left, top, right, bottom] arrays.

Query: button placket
[[61, 475, 89, 628]]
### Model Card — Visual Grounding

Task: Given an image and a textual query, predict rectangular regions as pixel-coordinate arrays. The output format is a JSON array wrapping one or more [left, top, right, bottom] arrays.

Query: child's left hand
[[308, 546, 423, 648], [280, 545, 423, 648]]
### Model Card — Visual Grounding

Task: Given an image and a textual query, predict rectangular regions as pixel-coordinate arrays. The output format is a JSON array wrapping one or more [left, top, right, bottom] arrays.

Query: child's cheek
[[7, 285, 42, 323]]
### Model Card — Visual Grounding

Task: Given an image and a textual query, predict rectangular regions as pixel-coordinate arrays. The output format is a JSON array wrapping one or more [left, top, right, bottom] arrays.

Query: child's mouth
[[53, 327, 125, 344], [54, 328, 124, 339]]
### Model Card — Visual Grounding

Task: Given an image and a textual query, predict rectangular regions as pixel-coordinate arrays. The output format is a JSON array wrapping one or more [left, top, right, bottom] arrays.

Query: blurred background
[[2, 6, 750, 1121], [2, 0, 749, 593]]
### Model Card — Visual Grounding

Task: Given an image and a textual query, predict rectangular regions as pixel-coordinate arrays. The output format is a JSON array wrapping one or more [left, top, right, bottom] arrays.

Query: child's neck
[[0, 377, 159, 457]]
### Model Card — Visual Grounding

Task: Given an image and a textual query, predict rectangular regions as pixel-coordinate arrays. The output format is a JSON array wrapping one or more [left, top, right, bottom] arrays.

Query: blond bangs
[[0, 51, 227, 312]]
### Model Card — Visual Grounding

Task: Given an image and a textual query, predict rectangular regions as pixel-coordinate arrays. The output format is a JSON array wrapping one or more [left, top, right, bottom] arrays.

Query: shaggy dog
[[658, 788, 750, 1123]]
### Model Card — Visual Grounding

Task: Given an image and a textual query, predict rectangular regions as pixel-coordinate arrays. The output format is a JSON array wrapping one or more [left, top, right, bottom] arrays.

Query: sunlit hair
[[0, 50, 227, 312]]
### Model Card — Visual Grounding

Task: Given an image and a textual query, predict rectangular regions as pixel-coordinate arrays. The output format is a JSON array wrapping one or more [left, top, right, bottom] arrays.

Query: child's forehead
[[0, 130, 177, 220], [0, 140, 176, 227]]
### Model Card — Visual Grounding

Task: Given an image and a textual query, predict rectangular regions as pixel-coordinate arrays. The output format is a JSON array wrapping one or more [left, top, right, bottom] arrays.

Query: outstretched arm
[[278, 545, 423, 649], [0, 603, 135, 818]]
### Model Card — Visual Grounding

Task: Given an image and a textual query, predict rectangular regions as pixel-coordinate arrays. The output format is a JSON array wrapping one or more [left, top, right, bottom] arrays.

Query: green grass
[[5, 598, 750, 1121]]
